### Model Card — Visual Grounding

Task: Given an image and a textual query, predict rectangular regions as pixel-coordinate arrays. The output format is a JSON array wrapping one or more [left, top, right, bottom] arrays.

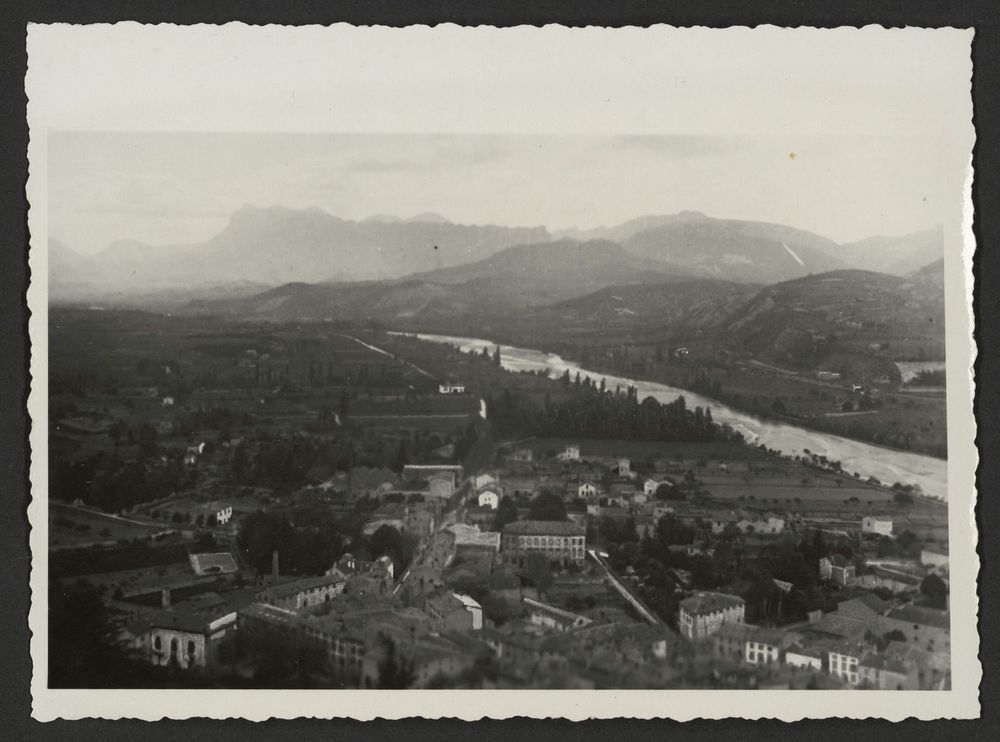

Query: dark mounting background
[[1, 1, 996, 740]]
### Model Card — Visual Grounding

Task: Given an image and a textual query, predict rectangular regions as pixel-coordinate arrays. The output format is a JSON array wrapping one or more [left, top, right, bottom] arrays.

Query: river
[[395, 332, 949, 501]]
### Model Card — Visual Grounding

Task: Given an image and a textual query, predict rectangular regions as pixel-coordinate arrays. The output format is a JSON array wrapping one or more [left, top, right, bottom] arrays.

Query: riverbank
[[397, 331, 948, 501], [537, 349, 947, 461]]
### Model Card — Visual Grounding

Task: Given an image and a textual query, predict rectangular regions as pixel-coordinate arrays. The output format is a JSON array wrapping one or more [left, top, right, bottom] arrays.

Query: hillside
[[622, 215, 848, 283], [532, 278, 758, 330], [183, 239, 701, 323], [404, 239, 698, 304], [837, 226, 944, 276], [720, 269, 945, 367], [48, 238, 91, 287]]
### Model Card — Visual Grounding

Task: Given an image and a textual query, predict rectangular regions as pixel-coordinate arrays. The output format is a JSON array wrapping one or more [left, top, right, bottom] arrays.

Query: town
[[48, 309, 950, 690]]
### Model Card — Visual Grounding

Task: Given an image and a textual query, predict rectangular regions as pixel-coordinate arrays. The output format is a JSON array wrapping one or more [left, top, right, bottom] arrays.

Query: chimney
[[272, 550, 279, 582], [161, 588, 171, 608]]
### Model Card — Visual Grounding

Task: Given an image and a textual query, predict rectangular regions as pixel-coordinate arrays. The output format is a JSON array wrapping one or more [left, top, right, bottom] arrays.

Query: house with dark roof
[[881, 605, 950, 652], [836, 593, 892, 619], [712, 622, 755, 662], [424, 590, 484, 633], [859, 650, 917, 690]]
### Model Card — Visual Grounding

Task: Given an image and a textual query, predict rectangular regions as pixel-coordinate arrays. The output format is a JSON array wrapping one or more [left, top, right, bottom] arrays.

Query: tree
[[920, 573, 948, 609], [528, 490, 566, 521], [369, 524, 403, 556], [393, 439, 410, 470], [238, 510, 295, 576], [893, 491, 915, 506], [492, 495, 519, 532], [772, 397, 787, 415], [48, 582, 143, 687], [523, 552, 553, 595], [375, 637, 415, 689]]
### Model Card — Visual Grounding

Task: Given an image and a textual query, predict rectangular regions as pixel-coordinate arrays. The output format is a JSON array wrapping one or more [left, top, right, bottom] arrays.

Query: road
[[339, 334, 436, 379], [393, 485, 467, 596], [587, 548, 663, 626], [349, 413, 472, 420], [52, 501, 163, 529]]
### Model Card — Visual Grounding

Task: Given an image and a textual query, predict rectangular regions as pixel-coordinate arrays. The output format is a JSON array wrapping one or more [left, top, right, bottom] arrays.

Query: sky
[[49, 131, 958, 255], [30, 24, 973, 255]]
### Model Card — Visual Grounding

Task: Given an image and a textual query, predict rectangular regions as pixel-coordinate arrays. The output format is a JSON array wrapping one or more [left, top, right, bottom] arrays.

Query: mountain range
[[49, 206, 945, 319], [50, 205, 549, 295]]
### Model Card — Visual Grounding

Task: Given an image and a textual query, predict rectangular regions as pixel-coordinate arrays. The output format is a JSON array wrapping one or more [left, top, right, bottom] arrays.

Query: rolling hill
[[403, 239, 699, 304], [836, 226, 944, 276], [183, 239, 701, 322], [719, 269, 945, 365], [531, 278, 758, 330], [621, 214, 849, 283]]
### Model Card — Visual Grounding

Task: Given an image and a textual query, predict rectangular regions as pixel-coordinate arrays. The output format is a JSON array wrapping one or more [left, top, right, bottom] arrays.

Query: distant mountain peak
[[406, 212, 451, 224]]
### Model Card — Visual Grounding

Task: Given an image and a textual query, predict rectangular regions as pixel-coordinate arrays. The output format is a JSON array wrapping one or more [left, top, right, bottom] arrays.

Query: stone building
[[677, 592, 745, 641], [501, 520, 587, 566]]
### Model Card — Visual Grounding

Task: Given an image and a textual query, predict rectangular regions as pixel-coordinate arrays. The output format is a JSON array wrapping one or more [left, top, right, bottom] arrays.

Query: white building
[[146, 609, 237, 670], [214, 505, 233, 525], [162, 396, 174, 407], [478, 490, 500, 510], [439, 383, 465, 394], [827, 644, 864, 686], [577, 482, 598, 499], [454, 593, 484, 630], [643, 479, 666, 497], [557, 444, 581, 462], [744, 629, 784, 665], [921, 547, 949, 569], [862, 516, 893, 537], [785, 647, 823, 671]]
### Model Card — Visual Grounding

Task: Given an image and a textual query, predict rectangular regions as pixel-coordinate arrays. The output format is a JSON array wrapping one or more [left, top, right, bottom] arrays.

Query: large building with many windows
[[500, 520, 586, 566], [678, 591, 746, 641]]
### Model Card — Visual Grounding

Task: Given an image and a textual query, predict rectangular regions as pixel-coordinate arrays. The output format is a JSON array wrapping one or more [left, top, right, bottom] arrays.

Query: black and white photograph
[[24, 23, 979, 720]]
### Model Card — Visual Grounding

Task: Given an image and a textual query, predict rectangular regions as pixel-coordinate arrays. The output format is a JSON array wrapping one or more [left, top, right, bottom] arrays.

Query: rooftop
[[886, 605, 950, 630], [502, 520, 586, 536], [837, 593, 891, 616], [258, 574, 346, 599], [188, 552, 239, 576], [679, 591, 745, 615]]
